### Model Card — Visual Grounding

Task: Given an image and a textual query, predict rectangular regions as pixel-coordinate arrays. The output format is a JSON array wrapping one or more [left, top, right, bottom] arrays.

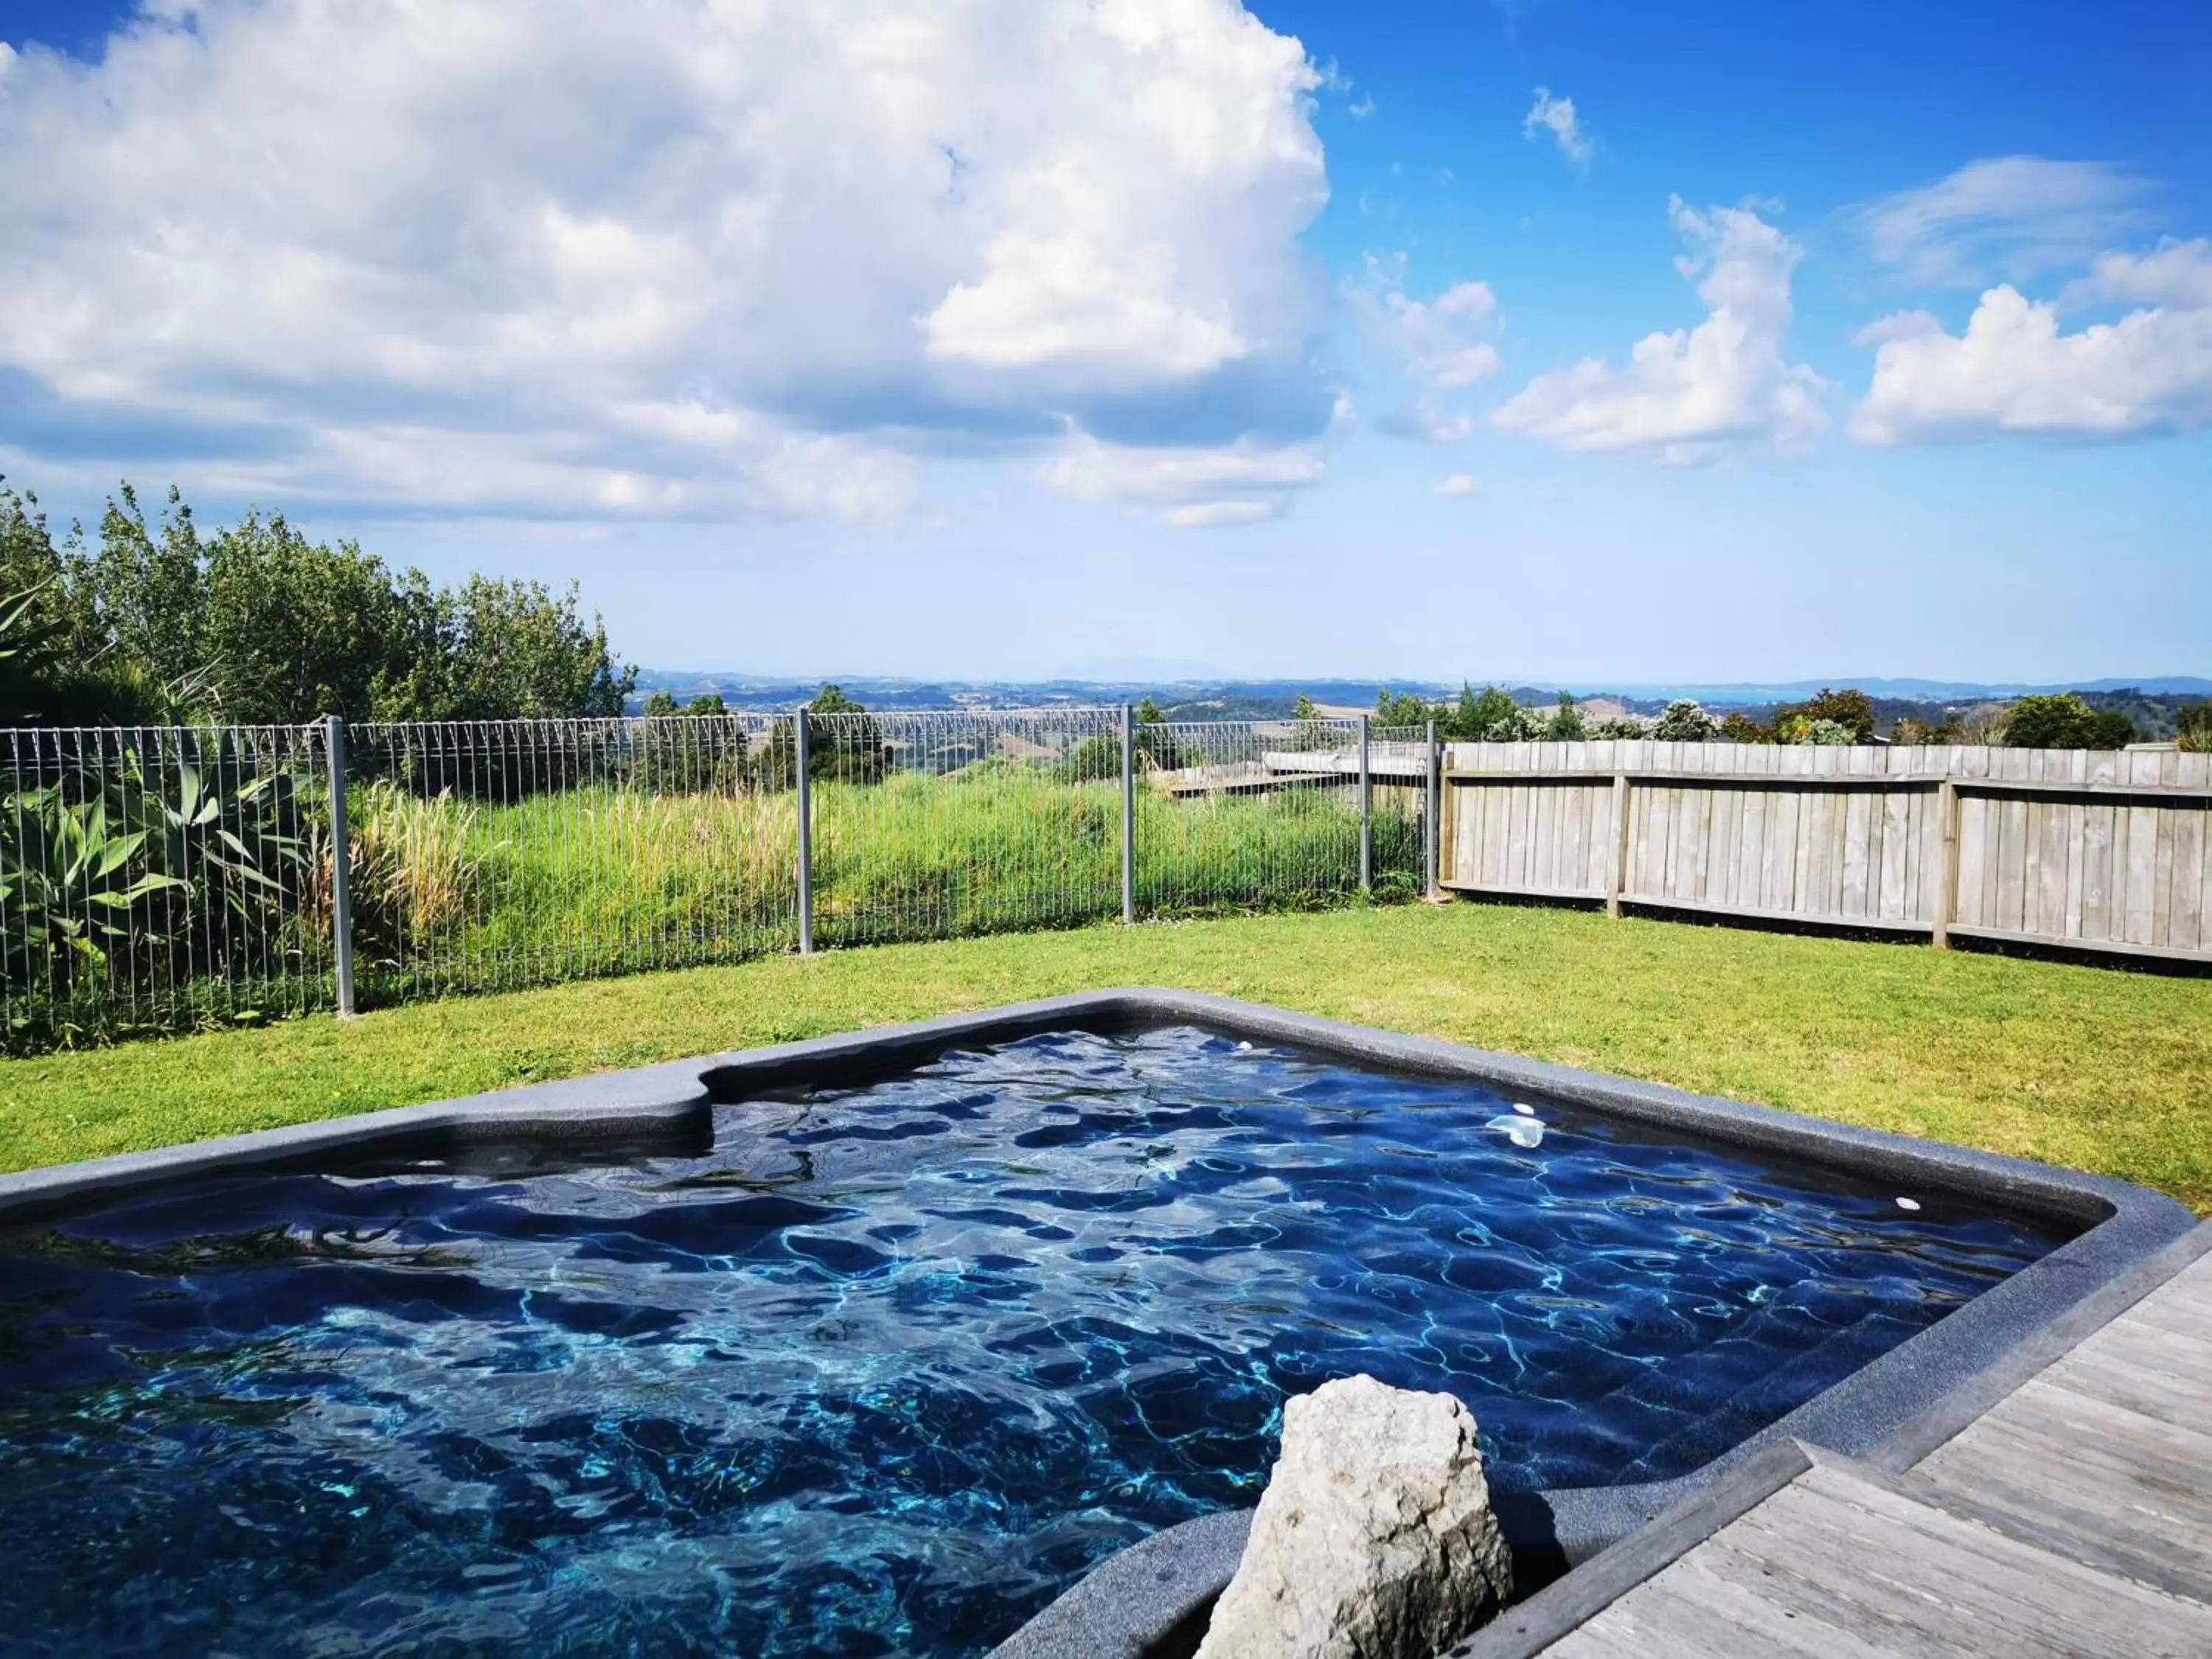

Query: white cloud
[[1383, 400, 1477, 444], [2060, 237, 2212, 310], [1857, 156, 2154, 287], [1492, 198, 1830, 463], [1040, 431, 1325, 525], [1433, 473, 1479, 496], [1348, 259, 1502, 389], [1853, 280, 2212, 444], [1523, 88, 1592, 168], [0, 0, 1331, 520]]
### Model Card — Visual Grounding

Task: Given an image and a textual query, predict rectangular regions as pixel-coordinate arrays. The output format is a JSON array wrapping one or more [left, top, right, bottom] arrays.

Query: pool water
[[0, 1026, 2062, 1657]]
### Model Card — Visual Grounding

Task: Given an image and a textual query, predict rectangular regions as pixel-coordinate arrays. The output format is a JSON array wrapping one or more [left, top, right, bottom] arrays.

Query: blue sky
[[0, 0, 2206, 685]]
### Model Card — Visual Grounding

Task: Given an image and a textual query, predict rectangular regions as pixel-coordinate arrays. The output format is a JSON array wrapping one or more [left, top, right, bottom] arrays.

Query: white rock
[[1195, 1374, 1512, 1659]]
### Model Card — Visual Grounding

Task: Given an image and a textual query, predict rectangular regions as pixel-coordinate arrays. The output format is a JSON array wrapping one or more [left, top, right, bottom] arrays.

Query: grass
[[342, 774, 1419, 987], [3, 901, 2208, 1212]]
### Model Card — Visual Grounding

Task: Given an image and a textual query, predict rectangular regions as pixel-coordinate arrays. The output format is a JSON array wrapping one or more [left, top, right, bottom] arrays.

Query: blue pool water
[[0, 1026, 2062, 1657]]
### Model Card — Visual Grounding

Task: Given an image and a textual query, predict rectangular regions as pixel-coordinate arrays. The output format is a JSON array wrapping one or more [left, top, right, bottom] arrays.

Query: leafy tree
[[421, 576, 634, 720], [2178, 702, 2212, 754], [2004, 693, 2135, 750], [1373, 687, 1435, 729], [1719, 712, 1770, 743], [1057, 731, 1124, 782], [1439, 684, 1523, 742], [1133, 695, 1185, 769], [1773, 687, 1874, 744], [768, 683, 886, 784], [1291, 692, 1319, 720], [199, 512, 422, 724], [641, 690, 681, 717], [1541, 692, 1586, 741], [1650, 699, 1719, 741], [0, 479, 634, 726]]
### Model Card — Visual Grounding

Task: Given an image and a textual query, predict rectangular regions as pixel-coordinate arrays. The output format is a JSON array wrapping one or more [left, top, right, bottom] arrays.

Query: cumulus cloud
[[1346, 257, 1500, 443], [1040, 431, 1326, 526], [1492, 199, 1829, 463], [1523, 88, 1592, 168], [1347, 262, 1501, 389], [1857, 156, 2154, 287], [1853, 271, 2212, 445], [2061, 237, 2212, 310], [0, 0, 1332, 521], [1433, 473, 1479, 496]]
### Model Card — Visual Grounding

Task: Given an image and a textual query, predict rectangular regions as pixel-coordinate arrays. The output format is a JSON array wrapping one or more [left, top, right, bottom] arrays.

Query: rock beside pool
[[1194, 1374, 1512, 1659]]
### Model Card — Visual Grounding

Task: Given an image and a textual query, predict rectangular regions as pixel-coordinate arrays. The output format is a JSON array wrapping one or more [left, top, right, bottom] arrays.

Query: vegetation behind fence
[[0, 710, 1430, 1051]]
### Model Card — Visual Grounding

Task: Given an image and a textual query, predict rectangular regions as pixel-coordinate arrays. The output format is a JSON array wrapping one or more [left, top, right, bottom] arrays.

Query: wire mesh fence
[[0, 723, 333, 1050], [0, 709, 1437, 1051], [347, 716, 800, 1002], [1141, 716, 1408, 915], [807, 709, 1127, 946]]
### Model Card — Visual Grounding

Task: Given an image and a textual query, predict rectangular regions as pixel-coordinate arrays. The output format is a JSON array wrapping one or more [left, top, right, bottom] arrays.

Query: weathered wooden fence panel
[[1439, 742, 2212, 964]]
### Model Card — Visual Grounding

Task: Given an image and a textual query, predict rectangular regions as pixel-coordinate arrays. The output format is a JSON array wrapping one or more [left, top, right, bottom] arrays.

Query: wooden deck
[[1461, 1237, 2212, 1658]]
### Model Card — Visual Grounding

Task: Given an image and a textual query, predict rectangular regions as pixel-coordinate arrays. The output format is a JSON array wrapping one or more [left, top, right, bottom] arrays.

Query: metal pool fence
[[0, 710, 1438, 1049]]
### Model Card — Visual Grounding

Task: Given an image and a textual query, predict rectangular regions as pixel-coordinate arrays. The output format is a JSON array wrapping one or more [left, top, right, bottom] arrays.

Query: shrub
[[2004, 693, 2135, 750], [2178, 702, 2212, 754], [1542, 692, 1587, 741], [1650, 700, 1719, 741], [1719, 712, 1769, 743], [1773, 687, 1875, 744]]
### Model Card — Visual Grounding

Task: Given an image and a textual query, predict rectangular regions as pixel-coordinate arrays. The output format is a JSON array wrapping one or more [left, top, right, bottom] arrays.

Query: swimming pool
[[0, 994, 2188, 1658]]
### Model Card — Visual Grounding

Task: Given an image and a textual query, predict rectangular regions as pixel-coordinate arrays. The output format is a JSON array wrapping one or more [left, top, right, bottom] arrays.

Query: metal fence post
[[794, 711, 814, 953], [1119, 704, 1136, 924], [324, 714, 357, 1018], [1425, 718, 1440, 900], [1357, 714, 1372, 895]]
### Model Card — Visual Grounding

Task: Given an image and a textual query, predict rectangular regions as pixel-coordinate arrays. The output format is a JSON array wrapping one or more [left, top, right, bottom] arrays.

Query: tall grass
[[348, 767, 1418, 1004]]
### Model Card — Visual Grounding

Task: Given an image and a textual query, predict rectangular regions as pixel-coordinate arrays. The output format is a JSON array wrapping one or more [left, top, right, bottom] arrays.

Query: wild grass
[[346, 771, 1420, 994], [4, 902, 2208, 1211]]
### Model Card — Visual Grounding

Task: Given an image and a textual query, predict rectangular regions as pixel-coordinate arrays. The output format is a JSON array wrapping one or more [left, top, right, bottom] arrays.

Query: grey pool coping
[[0, 988, 2194, 1659]]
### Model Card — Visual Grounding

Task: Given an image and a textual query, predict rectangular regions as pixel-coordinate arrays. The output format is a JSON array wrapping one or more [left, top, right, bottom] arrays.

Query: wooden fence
[[1439, 742, 2212, 965]]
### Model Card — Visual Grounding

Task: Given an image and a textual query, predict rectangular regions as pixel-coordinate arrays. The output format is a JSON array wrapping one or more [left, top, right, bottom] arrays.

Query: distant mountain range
[[633, 669, 2211, 714]]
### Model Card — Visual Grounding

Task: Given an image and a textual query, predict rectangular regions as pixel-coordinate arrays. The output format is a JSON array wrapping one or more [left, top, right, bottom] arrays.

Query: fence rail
[[1439, 740, 2212, 963]]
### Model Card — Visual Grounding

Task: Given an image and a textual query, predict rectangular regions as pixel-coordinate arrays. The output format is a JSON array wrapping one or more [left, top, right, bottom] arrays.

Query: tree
[[1132, 695, 1185, 769], [2179, 702, 2212, 754], [426, 576, 634, 720], [1719, 712, 1770, 743], [1373, 687, 1434, 729], [2004, 693, 2134, 751], [1291, 692, 1319, 720], [1542, 692, 1586, 741], [1773, 687, 1874, 745], [641, 690, 681, 717], [1439, 684, 1523, 742], [769, 683, 886, 784], [200, 512, 420, 723], [1651, 699, 1719, 741]]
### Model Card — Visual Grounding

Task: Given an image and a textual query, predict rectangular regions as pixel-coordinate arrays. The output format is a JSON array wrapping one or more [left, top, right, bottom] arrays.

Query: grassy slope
[[3, 902, 2208, 1210]]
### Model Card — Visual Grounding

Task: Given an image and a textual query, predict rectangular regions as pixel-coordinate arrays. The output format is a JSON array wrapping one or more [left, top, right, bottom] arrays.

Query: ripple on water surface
[[0, 1026, 2063, 1657]]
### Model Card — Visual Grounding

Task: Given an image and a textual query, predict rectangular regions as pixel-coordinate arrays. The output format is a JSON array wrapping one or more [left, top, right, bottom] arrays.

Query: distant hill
[[630, 669, 2211, 717]]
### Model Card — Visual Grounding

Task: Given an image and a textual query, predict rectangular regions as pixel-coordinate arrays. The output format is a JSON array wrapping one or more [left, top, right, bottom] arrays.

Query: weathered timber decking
[[1459, 1234, 2212, 1658]]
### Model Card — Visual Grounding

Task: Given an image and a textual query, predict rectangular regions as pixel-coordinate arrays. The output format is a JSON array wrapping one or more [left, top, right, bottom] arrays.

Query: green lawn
[[4, 902, 2208, 1211]]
